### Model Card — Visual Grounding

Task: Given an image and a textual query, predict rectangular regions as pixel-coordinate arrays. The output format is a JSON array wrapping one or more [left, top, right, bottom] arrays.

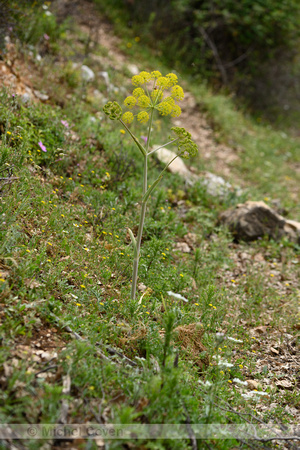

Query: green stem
[[119, 119, 146, 156], [130, 107, 155, 300], [147, 138, 179, 156], [131, 151, 148, 300]]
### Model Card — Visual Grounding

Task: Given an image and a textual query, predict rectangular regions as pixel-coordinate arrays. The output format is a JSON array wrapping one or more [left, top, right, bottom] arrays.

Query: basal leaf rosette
[[171, 126, 198, 159]]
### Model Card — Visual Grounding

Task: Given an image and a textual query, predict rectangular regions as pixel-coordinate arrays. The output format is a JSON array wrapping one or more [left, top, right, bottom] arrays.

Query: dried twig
[[34, 365, 57, 377]]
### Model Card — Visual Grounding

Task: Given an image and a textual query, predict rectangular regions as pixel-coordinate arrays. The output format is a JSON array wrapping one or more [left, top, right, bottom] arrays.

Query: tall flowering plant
[[103, 71, 198, 300]]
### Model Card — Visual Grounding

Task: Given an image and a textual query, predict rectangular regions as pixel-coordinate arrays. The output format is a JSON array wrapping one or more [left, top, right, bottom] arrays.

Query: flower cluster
[[103, 101, 122, 120], [170, 127, 198, 159], [103, 70, 186, 125]]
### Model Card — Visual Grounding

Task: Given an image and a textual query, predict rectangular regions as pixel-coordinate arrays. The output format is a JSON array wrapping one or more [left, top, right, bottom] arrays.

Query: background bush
[[96, 0, 300, 124]]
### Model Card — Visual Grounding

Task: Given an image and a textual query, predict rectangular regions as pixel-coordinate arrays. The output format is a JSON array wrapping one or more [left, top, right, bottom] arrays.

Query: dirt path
[[55, 0, 240, 181]]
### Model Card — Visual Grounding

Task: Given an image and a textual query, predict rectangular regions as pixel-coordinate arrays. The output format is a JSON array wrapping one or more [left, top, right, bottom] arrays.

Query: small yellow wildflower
[[100, 302, 104, 306], [166, 73, 178, 86], [76, 303, 81, 306], [134, 36, 140, 42], [156, 77, 169, 90], [137, 95, 151, 108], [137, 111, 149, 124], [120, 129, 126, 134], [171, 105, 182, 117], [80, 284, 86, 289], [127, 42, 132, 48], [122, 111, 134, 124], [171, 85, 184, 100], [132, 87, 145, 98], [47, 242, 52, 246], [139, 71, 152, 82], [61, 214, 65, 218], [151, 70, 162, 79], [88, 386, 95, 390], [124, 96, 137, 108], [195, 303, 199, 306], [131, 75, 145, 86], [151, 89, 163, 102], [180, 273, 184, 277], [156, 101, 173, 116]]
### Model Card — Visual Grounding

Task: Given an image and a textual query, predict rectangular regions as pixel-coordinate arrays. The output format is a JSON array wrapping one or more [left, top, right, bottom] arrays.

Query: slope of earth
[[0, 1, 299, 449]]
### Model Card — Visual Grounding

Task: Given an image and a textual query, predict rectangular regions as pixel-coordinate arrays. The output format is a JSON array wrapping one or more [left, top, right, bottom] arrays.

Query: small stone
[[138, 283, 147, 292], [174, 242, 191, 253], [270, 347, 279, 355], [127, 64, 139, 75], [34, 90, 49, 101], [275, 379, 293, 390], [246, 379, 259, 390], [81, 65, 95, 82], [219, 201, 300, 243], [154, 147, 197, 184], [21, 93, 31, 103]]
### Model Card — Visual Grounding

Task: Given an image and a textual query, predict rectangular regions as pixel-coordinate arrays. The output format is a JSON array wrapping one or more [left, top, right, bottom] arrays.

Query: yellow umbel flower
[[132, 75, 145, 86], [171, 105, 182, 117], [132, 88, 145, 98], [139, 71, 152, 82], [151, 70, 162, 79], [156, 101, 173, 116], [171, 85, 184, 100], [122, 111, 134, 124], [166, 73, 178, 87], [164, 97, 175, 106], [137, 111, 150, 123], [137, 95, 151, 108], [124, 96, 137, 108], [151, 89, 163, 103], [156, 77, 169, 90]]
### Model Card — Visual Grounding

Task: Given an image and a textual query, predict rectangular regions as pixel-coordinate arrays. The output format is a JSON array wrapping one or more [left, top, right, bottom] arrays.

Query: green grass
[[0, 3, 299, 449]]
